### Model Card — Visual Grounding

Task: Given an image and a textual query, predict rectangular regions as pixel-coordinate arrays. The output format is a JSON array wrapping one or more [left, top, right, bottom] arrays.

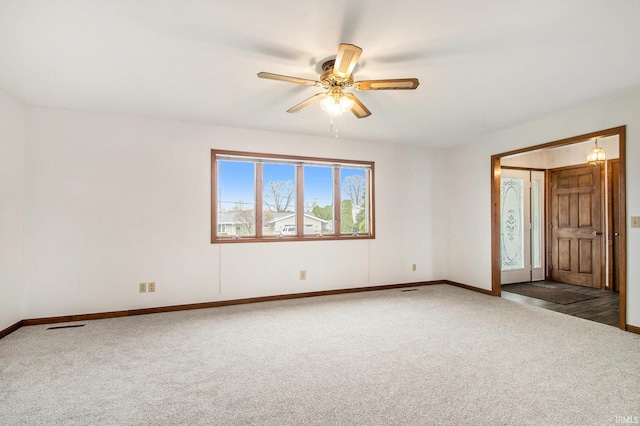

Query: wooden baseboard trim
[[0, 320, 24, 340], [4, 281, 635, 339], [626, 324, 640, 335], [444, 280, 494, 295], [21, 281, 445, 327]]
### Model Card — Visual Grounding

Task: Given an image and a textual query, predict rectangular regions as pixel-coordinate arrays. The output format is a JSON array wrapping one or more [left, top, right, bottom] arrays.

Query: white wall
[[501, 135, 620, 169], [444, 86, 640, 328], [0, 90, 26, 330], [10, 87, 639, 329], [22, 108, 446, 319]]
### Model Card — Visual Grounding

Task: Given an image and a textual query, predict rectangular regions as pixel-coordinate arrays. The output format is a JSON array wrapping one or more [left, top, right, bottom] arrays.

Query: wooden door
[[550, 165, 603, 288]]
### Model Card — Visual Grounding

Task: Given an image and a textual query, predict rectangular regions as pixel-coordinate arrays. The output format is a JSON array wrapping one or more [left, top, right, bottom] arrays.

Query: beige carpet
[[1, 284, 639, 425]]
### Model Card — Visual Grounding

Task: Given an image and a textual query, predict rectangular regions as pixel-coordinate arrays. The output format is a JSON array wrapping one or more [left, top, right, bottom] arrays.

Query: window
[[263, 163, 296, 237], [211, 150, 374, 243], [340, 167, 370, 234], [217, 160, 255, 237], [304, 165, 334, 235]]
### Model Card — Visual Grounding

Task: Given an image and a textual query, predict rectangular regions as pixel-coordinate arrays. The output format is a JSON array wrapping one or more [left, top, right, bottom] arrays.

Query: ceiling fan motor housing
[[320, 61, 354, 90]]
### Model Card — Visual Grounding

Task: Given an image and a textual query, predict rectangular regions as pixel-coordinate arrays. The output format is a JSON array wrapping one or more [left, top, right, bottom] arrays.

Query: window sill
[[211, 234, 374, 244]]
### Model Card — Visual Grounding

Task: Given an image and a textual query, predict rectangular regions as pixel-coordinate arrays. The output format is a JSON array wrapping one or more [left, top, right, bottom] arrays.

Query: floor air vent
[[47, 324, 85, 330], [401, 289, 418, 292]]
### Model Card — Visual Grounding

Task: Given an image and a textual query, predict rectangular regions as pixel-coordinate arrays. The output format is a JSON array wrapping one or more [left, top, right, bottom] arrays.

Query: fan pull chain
[[329, 115, 339, 138]]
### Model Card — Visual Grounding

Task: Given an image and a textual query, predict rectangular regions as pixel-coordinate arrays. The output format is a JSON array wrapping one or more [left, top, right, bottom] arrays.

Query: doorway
[[491, 126, 628, 330]]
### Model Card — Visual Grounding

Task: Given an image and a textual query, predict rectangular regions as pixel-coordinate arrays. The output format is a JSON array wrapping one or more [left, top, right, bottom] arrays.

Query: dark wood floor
[[501, 280, 619, 327]]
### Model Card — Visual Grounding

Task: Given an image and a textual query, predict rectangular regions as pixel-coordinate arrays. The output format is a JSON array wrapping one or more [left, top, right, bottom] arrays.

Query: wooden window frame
[[211, 149, 375, 243]]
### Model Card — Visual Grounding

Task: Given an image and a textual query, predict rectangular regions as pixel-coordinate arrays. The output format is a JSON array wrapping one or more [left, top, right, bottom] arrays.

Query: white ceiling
[[1, 0, 640, 148]]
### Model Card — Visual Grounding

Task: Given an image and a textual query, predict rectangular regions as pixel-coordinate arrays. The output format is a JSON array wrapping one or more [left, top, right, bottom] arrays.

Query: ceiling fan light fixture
[[587, 139, 606, 165], [320, 92, 354, 116]]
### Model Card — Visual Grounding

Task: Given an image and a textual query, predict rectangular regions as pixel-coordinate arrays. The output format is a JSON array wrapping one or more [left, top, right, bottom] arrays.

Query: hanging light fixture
[[319, 88, 355, 138], [587, 138, 606, 165], [320, 89, 354, 116]]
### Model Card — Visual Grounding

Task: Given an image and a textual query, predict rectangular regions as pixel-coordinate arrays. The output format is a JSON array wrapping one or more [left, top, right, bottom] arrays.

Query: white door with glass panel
[[501, 169, 545, 284]]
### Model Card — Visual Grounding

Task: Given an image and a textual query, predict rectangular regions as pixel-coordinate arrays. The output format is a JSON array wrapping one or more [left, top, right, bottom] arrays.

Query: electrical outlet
[[412, 264, 417, 271], [632, 216, 640, 228], [299, 270, 306, 280], [139, 283, 147, 293], [148, 282, 156, 292]]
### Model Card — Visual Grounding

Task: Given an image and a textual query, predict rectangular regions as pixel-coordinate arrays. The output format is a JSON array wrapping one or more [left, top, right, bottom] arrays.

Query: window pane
[[340, 168, 369, 234], [532, 179, 541, 268], [501, 177, 524, 270], [217, 161, 256, 237], [304, 166, 334, 235], [263, 163, 296, 236]]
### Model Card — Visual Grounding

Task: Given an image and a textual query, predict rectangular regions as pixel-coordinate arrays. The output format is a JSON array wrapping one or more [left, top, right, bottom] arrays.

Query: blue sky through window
[[263, 164, 295, 189], [304, 166, 333, 208], [218, 161, 255, 210], [218, 160, 367, 210]]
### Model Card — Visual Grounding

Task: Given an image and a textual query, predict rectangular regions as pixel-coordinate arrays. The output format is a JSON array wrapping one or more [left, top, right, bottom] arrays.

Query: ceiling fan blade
[[355, 78, 420, 90], [333, 43, 362, 79], [343, 93, 371, 118], [257, 72, 320, 86], [287, 92, 327, 113]]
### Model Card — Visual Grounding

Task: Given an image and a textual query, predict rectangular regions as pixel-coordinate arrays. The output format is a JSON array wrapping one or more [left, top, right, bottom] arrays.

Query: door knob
[[592, 231, 603, 236]]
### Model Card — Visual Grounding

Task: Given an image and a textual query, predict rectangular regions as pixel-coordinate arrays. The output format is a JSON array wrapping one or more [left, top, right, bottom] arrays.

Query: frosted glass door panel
[[501, 177, 524, 270], [501, 169, 532, 284]]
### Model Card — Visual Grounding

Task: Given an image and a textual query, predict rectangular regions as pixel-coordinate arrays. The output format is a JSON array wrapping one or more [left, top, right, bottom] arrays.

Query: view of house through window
[[212, 150, 374, 242]]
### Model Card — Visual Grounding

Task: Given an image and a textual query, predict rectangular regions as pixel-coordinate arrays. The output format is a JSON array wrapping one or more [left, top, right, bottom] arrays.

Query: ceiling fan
[[258, 43, 419, 118]]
